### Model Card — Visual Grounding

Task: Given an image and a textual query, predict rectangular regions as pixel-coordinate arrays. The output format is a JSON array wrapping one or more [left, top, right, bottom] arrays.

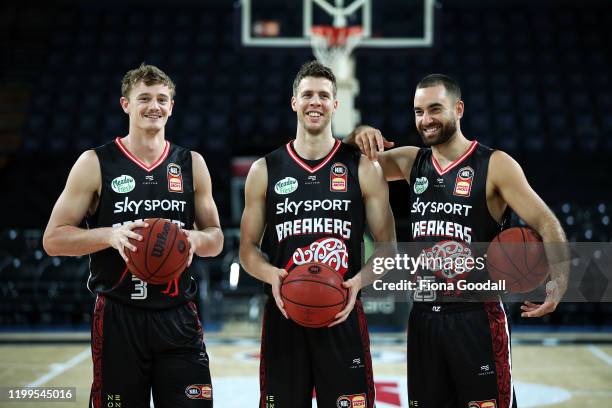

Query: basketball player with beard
[[346, 74, 568, 408], [240, 61, 396, 407], [43, 64, 223, 407]]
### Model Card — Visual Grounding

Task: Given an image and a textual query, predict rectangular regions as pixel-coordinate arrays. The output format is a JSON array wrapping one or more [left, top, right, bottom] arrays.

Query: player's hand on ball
[[109, 221, 149, 263], [270, 267, 289, 318], [329, 273, 362, 327], [353, 126, 394, 162]]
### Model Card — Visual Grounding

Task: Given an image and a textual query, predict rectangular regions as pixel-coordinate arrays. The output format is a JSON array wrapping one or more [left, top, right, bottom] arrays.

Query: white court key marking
[[587, 345, 612, 367], [26, 347, 91, 387]]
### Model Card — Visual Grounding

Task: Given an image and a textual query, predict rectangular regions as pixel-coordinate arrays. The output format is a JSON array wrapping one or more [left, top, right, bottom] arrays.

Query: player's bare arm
[[330, 157, 397, 326], [43, 150, 148, 261], [239, 158, 288, 318], [345, 125, 419, 182], [187, 151, 223, 265], [488, 150, 570, 317]]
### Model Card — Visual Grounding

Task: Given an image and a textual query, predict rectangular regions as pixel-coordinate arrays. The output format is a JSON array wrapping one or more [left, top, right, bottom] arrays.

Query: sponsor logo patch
[[336, 393, 367, 407], [453, 166, 474, 197], [468, 400, 497, 408], [111, 175, 135, 194], [274, 177, 298, 195], [414, 177, 428, 194], [330, 162, 348, 192], [167, 163, 183, 193], [185, 384, 212, 400]]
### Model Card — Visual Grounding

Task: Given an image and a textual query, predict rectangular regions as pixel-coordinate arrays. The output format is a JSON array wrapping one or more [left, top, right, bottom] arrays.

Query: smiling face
[[120, 81, 174, 134], [291, 76, 338, 135], [413, 84, 463, 146]]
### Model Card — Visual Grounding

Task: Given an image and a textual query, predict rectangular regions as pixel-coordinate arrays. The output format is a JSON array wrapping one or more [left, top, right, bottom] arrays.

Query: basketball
[[486, 227, 549, 293], [281, 263, 348, 328], [125, 218, 190, 285]]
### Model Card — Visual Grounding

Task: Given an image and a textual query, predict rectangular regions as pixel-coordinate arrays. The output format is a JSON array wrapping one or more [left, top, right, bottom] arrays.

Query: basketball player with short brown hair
[[347, 73, 569, 408], [240, 60, 396, 407]]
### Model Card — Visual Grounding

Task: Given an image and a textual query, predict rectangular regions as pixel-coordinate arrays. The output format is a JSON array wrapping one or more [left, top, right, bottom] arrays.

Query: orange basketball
[[486, 227, 549, 293], [126, 218, 190, 285], [281, 263, 348, 328]]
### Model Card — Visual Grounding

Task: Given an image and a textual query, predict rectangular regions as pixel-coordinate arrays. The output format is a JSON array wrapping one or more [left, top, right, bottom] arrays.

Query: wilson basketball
[[126, 218, 190, 285], [281, 263, 348, 328], [486, 227, 549, 293]]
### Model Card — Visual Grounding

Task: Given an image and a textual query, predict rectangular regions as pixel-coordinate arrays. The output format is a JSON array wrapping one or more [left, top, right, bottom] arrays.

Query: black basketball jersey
[[263, 140, 365, 287], [86, 137, 196, 309], [409, 141, 507, 300]]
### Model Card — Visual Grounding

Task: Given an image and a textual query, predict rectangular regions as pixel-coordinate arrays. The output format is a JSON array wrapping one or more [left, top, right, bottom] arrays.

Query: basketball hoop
[[310, 25, 363, 77]]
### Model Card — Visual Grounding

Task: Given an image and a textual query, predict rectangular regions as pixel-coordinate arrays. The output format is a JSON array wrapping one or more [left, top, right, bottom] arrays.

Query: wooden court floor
[[0, 333, 611, 407]]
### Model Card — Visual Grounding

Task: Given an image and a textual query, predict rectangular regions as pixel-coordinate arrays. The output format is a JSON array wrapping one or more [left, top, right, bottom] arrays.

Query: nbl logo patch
[[453, 166, 474, 197], [185, 384, 212, 400], [330, 162, 348, 192], [337, 393, 367, 407], [167, 163, 183, 193]]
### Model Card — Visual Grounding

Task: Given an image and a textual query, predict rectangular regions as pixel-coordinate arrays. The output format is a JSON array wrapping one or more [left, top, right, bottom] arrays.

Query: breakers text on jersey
[[411, 198, 473, 242], [275, 198, 352, 242]]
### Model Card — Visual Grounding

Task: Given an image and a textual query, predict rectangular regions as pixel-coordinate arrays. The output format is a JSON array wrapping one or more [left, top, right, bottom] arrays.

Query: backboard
[[239, 0, 437, 51]]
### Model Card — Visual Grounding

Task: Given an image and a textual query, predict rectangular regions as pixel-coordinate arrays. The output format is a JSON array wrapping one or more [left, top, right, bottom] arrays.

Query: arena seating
[[1, 1, 610, 330]]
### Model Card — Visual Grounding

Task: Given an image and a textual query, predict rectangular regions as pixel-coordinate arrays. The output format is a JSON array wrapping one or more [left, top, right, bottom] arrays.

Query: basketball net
[[311, 25, 363, 79], [310, 25, 363, 136]]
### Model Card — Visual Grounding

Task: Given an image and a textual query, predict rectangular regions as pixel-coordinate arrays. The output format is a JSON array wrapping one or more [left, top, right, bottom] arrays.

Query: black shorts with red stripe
[[407, 301, 516, 408], [260, 297, 375, 408], [89, 296, 212, 408]]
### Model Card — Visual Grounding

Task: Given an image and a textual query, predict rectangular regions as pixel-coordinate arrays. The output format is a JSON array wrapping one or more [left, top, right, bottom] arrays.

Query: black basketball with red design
[[486, 227, 549, 293], [281, 263, 348, 328], [125, 218, 190, 284]]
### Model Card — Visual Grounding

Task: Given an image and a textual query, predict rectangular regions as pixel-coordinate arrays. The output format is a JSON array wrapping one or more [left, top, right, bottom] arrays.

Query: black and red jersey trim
[[114, 137, 170, 172], [484, 301, 514, 408], [90, 296, 106, 408], [285, 139, 341, 174], [432, 140, 478, 176]]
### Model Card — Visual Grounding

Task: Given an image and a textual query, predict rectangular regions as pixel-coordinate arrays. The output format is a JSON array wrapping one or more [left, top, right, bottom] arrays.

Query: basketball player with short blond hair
[[43, 63, 223, 407]]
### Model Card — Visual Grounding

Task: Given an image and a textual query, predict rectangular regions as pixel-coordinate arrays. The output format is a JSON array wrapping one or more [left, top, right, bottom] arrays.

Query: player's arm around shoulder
[[489, 150, 569, 316], [44, 150, 124, 257], [345, 125, 419, 181], [239, 158, 288, 316], [189, 151, 223, 260]]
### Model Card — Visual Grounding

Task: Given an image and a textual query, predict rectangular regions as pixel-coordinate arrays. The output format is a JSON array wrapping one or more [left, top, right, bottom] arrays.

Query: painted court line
[[587, 345, 612, 367], [26, 348, 90, 387]]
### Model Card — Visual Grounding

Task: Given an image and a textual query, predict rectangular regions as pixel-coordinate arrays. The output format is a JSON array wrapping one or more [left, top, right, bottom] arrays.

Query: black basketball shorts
[[407, 302, 516, 408], [89, 296, 212, 408], [260, 297, 375, 408]]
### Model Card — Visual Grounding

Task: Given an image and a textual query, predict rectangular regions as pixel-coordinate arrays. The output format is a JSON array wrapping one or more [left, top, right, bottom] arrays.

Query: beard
[[418, 119, 457, 146]]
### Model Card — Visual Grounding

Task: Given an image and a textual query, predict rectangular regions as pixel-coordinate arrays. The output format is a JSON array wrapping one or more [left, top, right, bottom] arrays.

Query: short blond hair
[[121, 63, 176, 99]]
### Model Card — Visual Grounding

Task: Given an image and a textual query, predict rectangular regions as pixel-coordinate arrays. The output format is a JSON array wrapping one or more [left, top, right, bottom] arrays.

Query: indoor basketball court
[[1, 0, 611, 407]]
